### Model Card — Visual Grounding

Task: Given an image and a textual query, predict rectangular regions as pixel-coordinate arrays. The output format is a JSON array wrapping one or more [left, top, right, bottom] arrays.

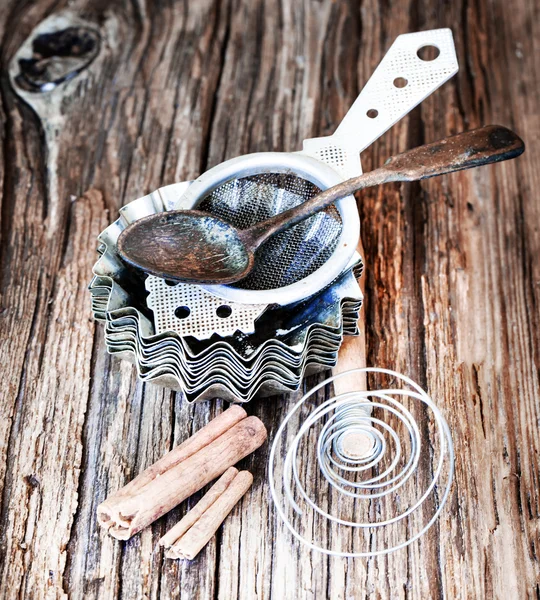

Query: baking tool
[[93, 260, 364, 402], [117, 125, 524, 285], [194, 29, 458, 305], [269, 368, 454, 557]]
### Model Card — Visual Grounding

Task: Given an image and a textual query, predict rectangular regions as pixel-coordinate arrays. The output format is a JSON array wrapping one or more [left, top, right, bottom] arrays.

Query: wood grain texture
[[0, 1, 538, 599]]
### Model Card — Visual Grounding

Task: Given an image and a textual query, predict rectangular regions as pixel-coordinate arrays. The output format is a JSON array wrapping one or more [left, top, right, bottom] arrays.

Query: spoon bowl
[[117, 210, 255, 284]]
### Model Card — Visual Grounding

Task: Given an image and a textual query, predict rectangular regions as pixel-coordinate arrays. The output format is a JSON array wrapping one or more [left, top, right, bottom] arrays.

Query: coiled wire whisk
[[269, 368, 454, 557]]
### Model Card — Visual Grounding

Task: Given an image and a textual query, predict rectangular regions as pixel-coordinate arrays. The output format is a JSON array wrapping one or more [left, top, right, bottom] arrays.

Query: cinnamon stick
[[102, 405, 247, 507], [159, 467, 239, 549], [97, 411, 266, 540], [161, 470, 253, 560]]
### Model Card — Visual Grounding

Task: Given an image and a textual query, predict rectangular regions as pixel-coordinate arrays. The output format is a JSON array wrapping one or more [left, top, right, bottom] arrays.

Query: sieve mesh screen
[[197, 173, 343, 291]]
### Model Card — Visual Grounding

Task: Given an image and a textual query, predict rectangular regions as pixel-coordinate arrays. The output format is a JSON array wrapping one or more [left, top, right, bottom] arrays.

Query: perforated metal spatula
[[117, 125, 524, 285]]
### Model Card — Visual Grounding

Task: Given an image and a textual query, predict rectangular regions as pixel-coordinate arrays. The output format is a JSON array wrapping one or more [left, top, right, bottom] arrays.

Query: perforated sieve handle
[[336, 29, 458, 151], [302, 29, 459, 177]]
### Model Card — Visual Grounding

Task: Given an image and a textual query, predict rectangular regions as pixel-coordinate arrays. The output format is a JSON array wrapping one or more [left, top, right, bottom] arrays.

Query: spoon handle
[[240, 125, 524, 252]]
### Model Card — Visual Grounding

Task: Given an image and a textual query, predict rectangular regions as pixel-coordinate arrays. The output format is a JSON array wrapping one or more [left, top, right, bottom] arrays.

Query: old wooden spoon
[[117, 125, 524, 284]]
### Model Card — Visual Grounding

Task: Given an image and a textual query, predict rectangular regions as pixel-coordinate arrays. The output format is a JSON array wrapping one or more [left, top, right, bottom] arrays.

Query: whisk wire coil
[[269, 368, 455, 557]]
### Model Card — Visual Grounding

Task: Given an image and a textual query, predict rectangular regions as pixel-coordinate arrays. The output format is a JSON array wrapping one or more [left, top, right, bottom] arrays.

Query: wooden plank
[[0, 0, 537, 598], [0, 188, 108, 596]]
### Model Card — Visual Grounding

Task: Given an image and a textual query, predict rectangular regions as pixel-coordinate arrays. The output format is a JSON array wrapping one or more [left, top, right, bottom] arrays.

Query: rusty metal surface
[[117, 210, 254, 284]]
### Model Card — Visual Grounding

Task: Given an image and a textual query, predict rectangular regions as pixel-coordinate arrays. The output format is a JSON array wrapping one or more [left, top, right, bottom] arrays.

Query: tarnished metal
[[117, 210, 255, 284], [90, 251, 364, 402], [117, 126, 524, 285]]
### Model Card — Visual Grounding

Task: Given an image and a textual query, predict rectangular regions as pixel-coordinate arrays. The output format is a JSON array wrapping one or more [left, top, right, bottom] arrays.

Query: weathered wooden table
[[0, 1, 538, 598]]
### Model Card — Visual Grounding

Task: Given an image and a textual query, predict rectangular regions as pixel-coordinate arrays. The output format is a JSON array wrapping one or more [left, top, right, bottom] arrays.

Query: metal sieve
[[197, 173, 342, 292], [170, 28, 458, 305], [177, 153, 355, 305]]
